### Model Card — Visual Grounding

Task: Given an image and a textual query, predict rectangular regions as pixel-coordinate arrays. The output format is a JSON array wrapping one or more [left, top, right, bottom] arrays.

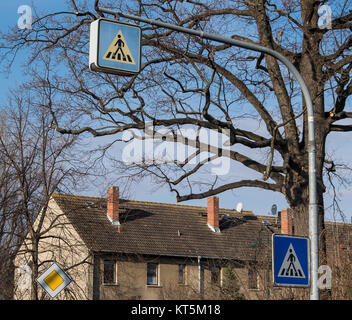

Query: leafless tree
[[1, 0, 352, 270], [0, 110, 24, 299], [0, 86, 96, 299]]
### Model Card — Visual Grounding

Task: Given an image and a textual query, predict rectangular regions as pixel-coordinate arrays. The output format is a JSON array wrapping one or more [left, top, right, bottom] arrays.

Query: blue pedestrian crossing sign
[[89, 18, 141, 76], [272, 234, 310, 287]]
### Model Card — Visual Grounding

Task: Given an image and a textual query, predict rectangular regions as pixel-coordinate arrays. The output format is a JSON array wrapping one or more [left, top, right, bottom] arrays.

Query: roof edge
[[51, 192, 254, 215]]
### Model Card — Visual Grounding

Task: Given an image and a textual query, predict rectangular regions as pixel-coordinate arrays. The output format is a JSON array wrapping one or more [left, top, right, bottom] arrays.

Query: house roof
[[52, 193, 275, 262], [51, 193, 352, 262]]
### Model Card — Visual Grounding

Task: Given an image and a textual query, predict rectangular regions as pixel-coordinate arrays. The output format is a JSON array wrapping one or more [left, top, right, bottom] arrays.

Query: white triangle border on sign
[[277, 243, 306, 278]]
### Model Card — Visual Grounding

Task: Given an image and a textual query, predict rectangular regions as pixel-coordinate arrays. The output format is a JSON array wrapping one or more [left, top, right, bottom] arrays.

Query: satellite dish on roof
[[236, 202, 243, 213], [271, 204, 278, 216]]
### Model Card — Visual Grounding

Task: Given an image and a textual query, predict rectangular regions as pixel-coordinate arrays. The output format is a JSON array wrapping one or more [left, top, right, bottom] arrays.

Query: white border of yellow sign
[[36, 262, 72, 298]]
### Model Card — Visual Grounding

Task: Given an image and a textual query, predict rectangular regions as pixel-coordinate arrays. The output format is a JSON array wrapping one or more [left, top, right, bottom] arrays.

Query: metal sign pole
[[97, 7, 320, 300]]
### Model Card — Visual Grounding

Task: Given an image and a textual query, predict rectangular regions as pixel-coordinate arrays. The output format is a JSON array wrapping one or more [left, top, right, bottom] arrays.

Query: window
[[211, 267, 220, 285], [178, 264, 186, 284], [248, 267, 259, 290], [103, 260, 116, 284], [147, 263, 158, 285]]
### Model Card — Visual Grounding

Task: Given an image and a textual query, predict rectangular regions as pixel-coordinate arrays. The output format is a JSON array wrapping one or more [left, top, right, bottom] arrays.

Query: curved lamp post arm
[[98, 7, 319, 300]]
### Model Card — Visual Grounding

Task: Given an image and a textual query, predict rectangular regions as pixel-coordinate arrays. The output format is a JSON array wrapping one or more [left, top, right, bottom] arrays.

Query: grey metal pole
[[98, 7, 320, 300]]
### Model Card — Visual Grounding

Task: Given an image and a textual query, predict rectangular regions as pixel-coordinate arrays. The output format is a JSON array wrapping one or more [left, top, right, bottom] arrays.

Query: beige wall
[[98, 256, 201, 300], [95, 255, 266, 300], [14, 198, 92, 300]]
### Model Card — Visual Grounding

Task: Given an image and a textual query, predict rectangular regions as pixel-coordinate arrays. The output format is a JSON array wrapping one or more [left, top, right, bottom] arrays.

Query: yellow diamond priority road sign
[[36, 262, 71, 298]]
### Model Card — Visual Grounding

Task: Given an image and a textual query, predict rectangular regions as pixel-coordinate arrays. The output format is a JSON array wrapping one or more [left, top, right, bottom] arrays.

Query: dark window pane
[[104, 260, 116, 284], [248, 268, 258, 289], [147, 263, 158, 285], [211, 267, 220, 285], [178, 264, 186, 284]]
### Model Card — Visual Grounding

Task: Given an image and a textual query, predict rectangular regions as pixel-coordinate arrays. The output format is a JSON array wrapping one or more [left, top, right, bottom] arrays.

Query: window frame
[[178, 264, 186, 285], [146, 263, 159, 286], [248, 267, 259, 290], [211, 266, 221, 286], [103, 259, 117, 285]]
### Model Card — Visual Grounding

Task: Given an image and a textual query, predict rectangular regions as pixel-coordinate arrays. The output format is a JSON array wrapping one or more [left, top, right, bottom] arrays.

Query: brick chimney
[[207, 196, 220, 233], [107, 186, 120, 228], [280, 208, 293, 235]]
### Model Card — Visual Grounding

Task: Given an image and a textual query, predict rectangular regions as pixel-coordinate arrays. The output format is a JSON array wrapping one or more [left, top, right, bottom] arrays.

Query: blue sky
[[0, 1, 68, 97], [0, 1, 351, 222]]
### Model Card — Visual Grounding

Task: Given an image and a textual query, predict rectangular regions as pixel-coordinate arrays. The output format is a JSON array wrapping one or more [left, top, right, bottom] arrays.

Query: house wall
[[95, 254, 266, 300], [97, 255, 199, 300], [14, 198, 92, 300]]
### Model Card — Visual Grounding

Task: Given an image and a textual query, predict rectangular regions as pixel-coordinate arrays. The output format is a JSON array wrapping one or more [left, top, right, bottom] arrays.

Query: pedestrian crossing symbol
[[278, 243, 305, 278], [272, 234, 309, 287], [103, 30, 136, 65]]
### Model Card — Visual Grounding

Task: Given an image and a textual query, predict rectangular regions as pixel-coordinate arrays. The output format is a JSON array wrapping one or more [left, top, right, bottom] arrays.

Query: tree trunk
[[285, 166, 330, 300], [289, 188, 327, 262], [31, 238, 39, 300], [290, 31, 330, 274]]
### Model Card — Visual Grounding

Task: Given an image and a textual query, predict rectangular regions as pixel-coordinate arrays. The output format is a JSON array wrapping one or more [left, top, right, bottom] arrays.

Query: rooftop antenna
[[236, 202, 243, 213]]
